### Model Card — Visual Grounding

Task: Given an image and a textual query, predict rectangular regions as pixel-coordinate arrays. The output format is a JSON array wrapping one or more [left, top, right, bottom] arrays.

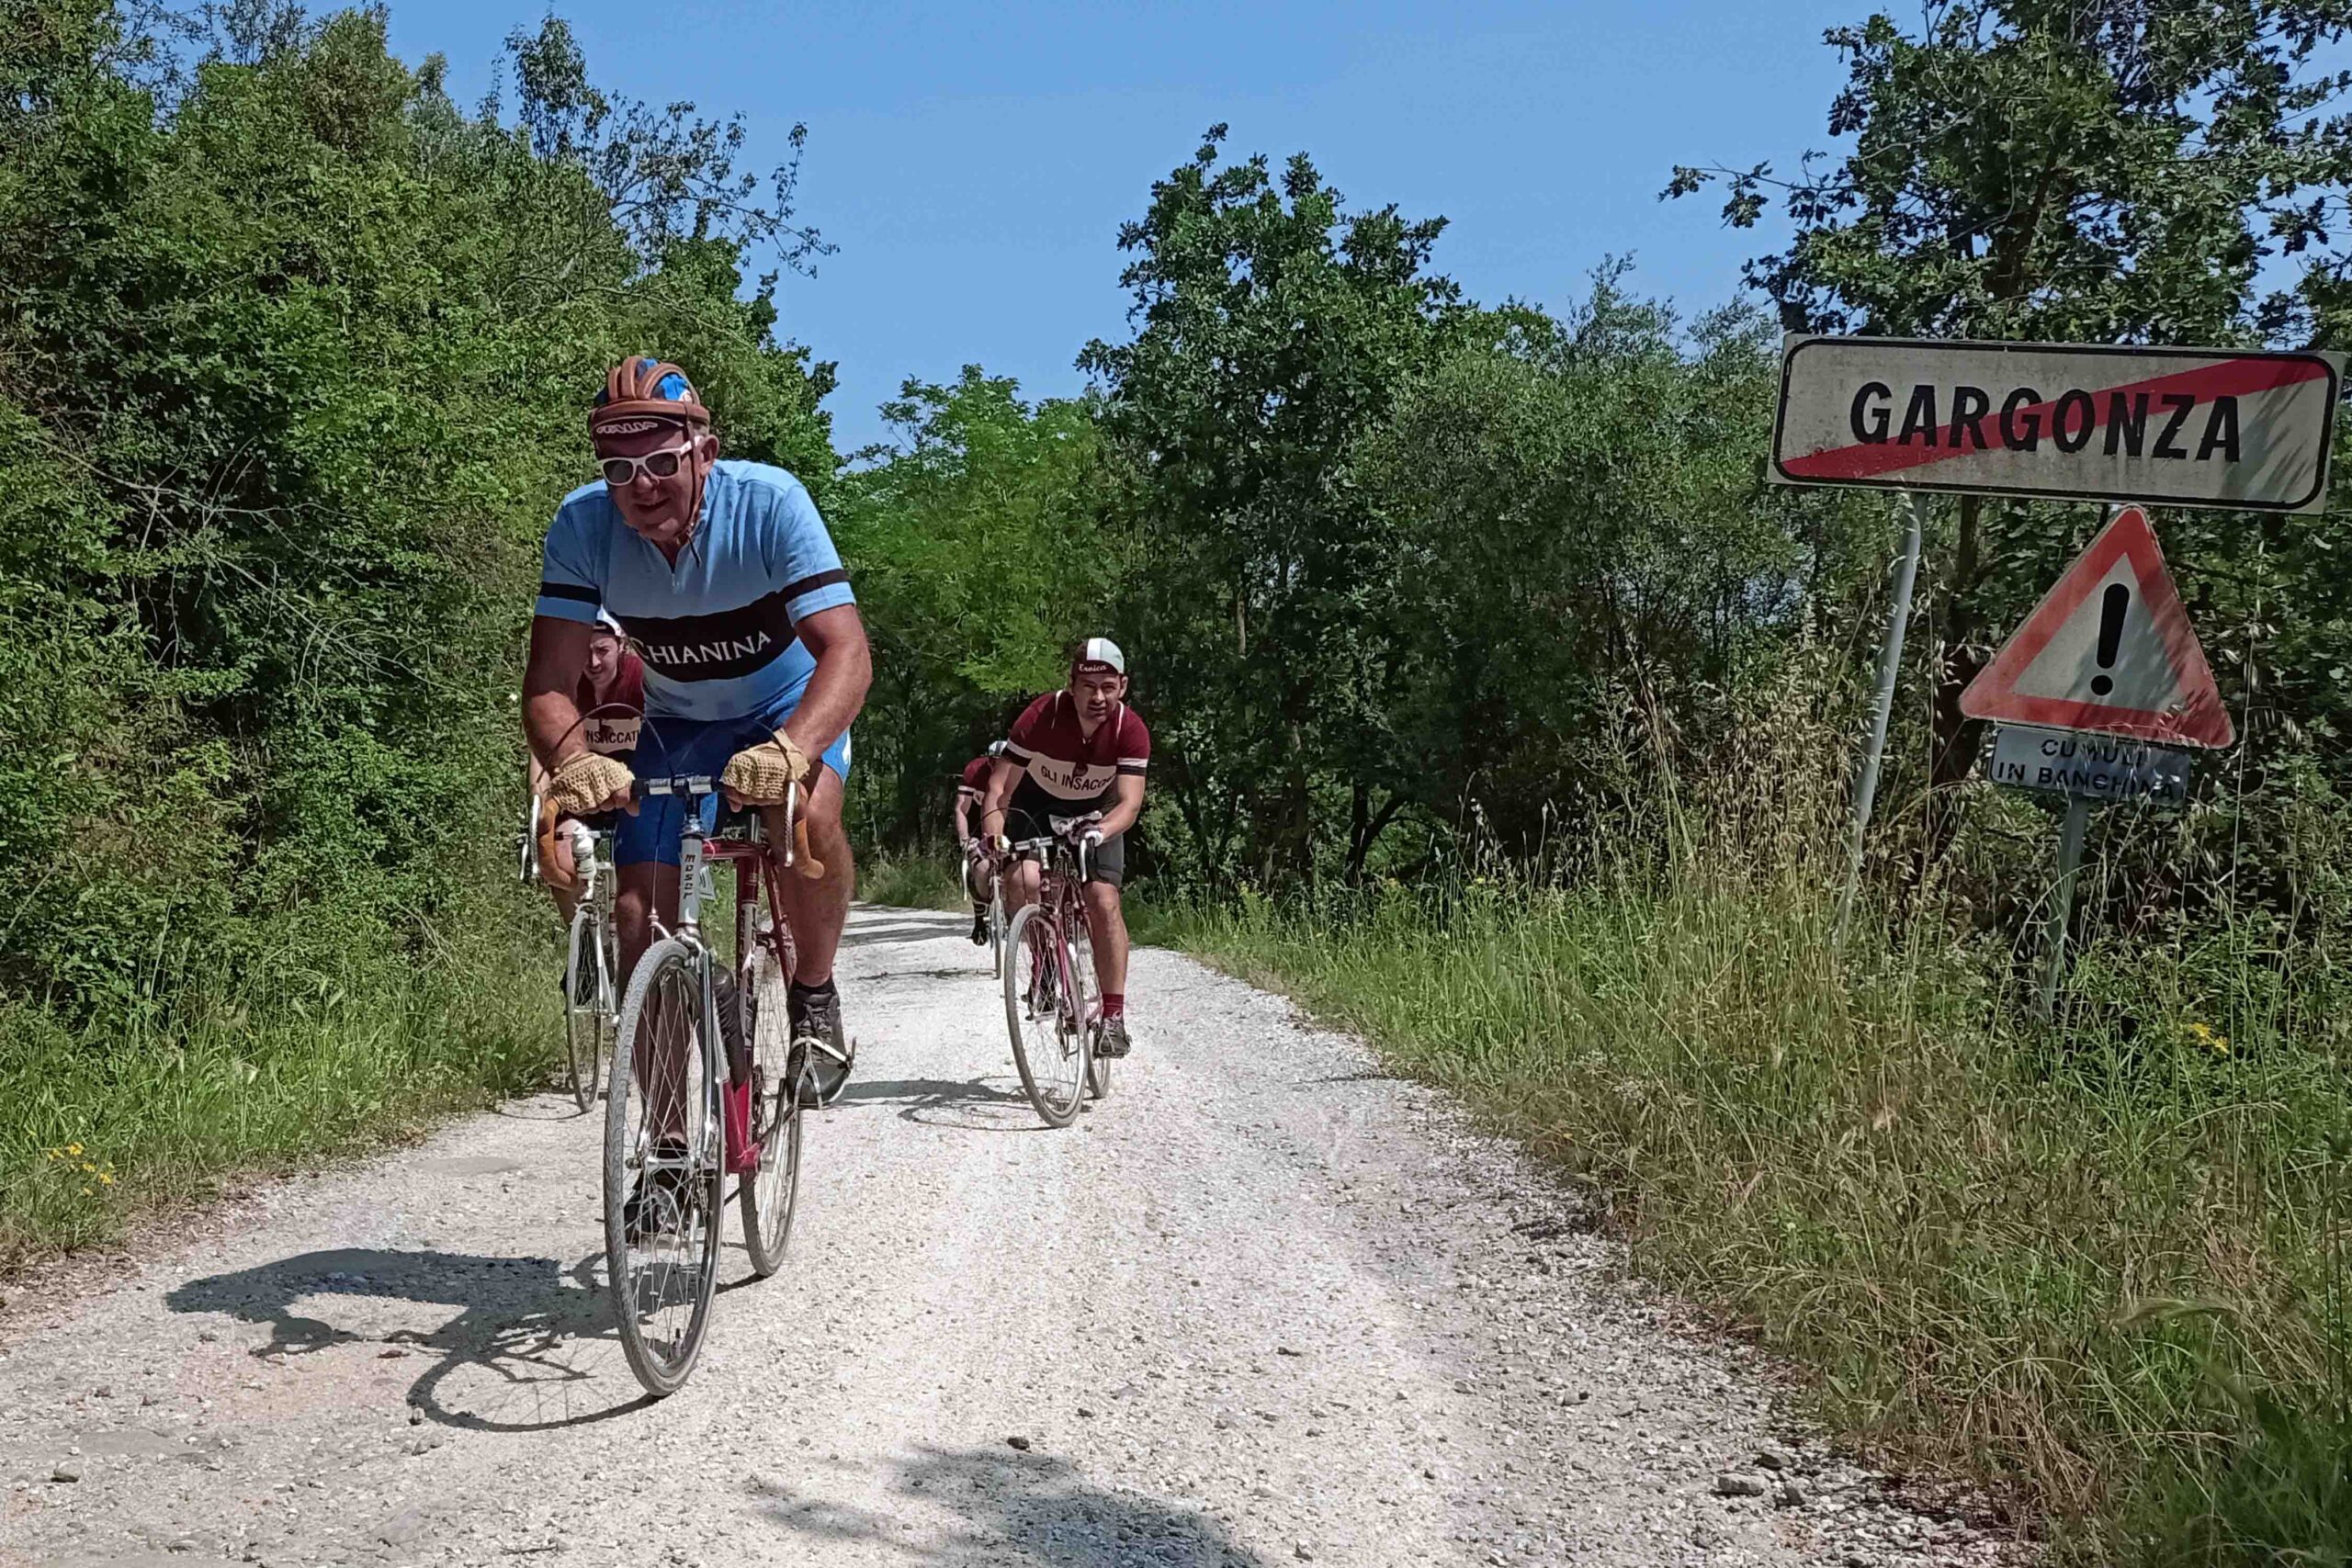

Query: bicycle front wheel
[[989, 886, 1008, 980], [1003, 905, 1089, 1127], [563, 904, 611, 1111], [605, 939, 723, 1397], [737, 942, 804, 1278]]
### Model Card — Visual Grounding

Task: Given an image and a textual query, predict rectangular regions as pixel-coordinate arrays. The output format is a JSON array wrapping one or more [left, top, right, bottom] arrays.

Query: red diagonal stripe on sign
[[1781, 355, 2329, 481]]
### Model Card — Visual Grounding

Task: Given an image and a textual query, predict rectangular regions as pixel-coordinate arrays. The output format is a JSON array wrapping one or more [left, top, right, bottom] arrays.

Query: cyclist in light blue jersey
[[523, 358, 872, 1117]]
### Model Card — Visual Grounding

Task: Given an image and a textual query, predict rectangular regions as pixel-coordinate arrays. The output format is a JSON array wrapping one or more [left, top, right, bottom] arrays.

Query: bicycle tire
[[604, 939, 723, 1398], [989, 885, 1008, 980], [563, 904, 609, 1111], [1003, 904, 1089, 1127], [738, 942, 803, 1277], [1069, 912, 1111, 1102]]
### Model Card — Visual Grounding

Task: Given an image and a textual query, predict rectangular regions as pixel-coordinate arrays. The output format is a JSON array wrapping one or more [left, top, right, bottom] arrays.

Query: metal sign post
[[2035, 795, 2093, 1021], [1836, 490, 1925, 942]]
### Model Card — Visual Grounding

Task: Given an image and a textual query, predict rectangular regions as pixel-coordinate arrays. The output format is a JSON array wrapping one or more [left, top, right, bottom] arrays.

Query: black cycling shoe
[[621, 1139, 693, 1241], [969, 910, 989, 946], [788, 985, 853, 1106], [1095, 1016, 1133, 1058]]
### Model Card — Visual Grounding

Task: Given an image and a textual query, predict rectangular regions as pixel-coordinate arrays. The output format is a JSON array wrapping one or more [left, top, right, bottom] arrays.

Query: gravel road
[[0, 906, 2021, 1567]]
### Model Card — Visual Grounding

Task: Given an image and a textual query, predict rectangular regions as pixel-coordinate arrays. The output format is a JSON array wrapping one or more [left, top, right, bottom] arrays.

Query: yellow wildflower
[[97, 1172, 115, 1186], [2186, 1021, 2231, 1055], [65, 1143, 81, 1156]]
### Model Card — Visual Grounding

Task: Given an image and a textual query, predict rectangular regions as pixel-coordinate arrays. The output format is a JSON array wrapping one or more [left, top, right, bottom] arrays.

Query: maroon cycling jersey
[[1002, 691, 1149, 802], [956, 754, 992, 798], [576, 652, 645, 756]]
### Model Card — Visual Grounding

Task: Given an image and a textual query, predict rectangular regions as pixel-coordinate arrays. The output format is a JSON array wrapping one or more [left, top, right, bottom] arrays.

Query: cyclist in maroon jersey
[[979, 638, 1149, 1057], [952, 740, 1008, 945], [530, 612, 645, 924]]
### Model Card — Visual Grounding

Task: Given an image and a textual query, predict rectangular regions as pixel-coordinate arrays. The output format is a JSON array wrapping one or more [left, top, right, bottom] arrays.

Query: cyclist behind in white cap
[[979, 637, 1150, 1057]]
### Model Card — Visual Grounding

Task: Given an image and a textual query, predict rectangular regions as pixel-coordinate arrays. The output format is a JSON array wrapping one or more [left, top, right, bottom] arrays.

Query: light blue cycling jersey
[[535, 461, 855, 722]]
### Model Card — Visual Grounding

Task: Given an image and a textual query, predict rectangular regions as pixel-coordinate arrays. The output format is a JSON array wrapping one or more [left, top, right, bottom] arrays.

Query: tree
[[830, 369, 1114, 844], [1080, 127, 1463, 885], [1349, 276, 1854, 860]]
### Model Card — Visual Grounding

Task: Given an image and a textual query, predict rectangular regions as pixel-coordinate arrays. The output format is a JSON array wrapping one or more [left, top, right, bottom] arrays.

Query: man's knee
[[1085, 882, 1123, 920]]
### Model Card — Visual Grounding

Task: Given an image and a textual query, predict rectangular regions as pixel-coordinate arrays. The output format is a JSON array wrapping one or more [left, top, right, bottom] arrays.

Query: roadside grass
[[858, 845, 967, 911], [1, 885, 559, 1273], [1137, 833, 2352, 1561]]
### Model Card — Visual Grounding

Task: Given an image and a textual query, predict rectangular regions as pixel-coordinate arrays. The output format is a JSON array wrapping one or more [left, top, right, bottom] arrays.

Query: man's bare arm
[[523, 616, 595, 769], [1094, 773, 1146, 840], [980, 757, 1023, 840], [780, 604, 872, 760]]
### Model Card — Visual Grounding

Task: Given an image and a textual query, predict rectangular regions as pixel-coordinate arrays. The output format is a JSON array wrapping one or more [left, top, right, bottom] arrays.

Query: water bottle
[[562, 818, 597, 881]]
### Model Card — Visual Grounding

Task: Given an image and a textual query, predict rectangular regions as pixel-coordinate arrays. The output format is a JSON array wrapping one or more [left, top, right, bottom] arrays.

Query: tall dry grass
[[1143, 661, 2352, 1562]]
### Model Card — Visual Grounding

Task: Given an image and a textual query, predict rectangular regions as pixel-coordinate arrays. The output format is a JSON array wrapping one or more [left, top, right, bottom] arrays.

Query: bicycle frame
[[636, 776, 806, 1173], [1009, 826, 1095, 1021]]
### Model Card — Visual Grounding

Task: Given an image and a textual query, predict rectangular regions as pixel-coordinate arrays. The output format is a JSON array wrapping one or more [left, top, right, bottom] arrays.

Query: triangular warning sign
[[1961, 506, 2234, 748]]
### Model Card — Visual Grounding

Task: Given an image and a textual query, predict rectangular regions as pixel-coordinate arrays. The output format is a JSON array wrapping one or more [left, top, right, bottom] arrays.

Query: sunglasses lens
[[644, 450, 684, 478], [599, 458, 635, 486]]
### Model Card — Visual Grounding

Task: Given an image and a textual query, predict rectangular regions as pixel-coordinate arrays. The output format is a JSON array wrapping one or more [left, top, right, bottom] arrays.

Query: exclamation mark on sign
[[2090, 582, 2129, 697]]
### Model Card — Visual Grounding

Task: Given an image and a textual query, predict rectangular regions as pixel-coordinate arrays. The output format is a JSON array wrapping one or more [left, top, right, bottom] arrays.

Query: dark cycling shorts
[[1002, 778, 1125, 888]]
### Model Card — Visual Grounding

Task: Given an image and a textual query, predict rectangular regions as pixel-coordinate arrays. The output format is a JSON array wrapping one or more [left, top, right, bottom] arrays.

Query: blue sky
[[384, 0, 1859, 453]]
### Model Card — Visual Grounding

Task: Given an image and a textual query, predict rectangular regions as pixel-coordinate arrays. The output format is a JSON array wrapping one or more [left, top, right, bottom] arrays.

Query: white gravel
[[0, 906, 2026, 1567]]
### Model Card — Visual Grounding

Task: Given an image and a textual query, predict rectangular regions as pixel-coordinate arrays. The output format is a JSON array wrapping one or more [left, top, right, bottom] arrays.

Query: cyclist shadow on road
[[164, 1246, 650, 1433], [750, 1443, 1270, 1565], [837, 1074, 1050, 1134]]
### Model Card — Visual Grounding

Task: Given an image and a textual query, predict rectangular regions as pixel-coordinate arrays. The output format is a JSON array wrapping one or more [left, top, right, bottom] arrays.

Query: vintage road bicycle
[[520, 702, 646, 1111], [603, 774, 820, 1396], [1001, 816, 1114, 1127], [521, 791, 618, 1112]]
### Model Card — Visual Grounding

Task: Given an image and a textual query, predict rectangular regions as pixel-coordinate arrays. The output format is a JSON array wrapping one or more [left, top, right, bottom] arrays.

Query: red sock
[[1102, 993, 1125, 1019]]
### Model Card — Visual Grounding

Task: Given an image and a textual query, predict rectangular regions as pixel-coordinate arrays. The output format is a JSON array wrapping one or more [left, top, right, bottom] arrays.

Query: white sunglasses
[[597, 439, 696, 487]]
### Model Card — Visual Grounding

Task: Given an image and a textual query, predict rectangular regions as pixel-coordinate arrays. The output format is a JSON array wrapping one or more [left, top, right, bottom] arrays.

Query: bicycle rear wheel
[[738, 939, 804, 1277], [1003, 904, 1089, 1127], [605, 939, 723, 1397], [563, 903, 611, 1111]]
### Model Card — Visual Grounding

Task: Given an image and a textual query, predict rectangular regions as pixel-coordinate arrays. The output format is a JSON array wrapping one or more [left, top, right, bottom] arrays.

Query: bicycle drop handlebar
[[1008, 815, 1101, 884], [632, 774, 825, 881]]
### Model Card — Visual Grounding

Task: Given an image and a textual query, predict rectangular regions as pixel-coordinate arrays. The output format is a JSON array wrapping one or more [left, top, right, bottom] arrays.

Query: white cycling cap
[[594, 609, 625, 636], [1074, 636, 1125, 674]]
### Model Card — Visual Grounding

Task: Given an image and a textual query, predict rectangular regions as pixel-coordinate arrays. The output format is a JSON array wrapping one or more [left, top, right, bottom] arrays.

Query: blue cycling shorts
[[614, 693, 852, 869]]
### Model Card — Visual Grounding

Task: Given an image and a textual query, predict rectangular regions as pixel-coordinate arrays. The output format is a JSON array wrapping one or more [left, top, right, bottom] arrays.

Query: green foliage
[[1668, 0, 2352, 871], [0, 0, 831, 1257], [1078, 127, 1466, 886], [831, 368, 1116, 846]]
